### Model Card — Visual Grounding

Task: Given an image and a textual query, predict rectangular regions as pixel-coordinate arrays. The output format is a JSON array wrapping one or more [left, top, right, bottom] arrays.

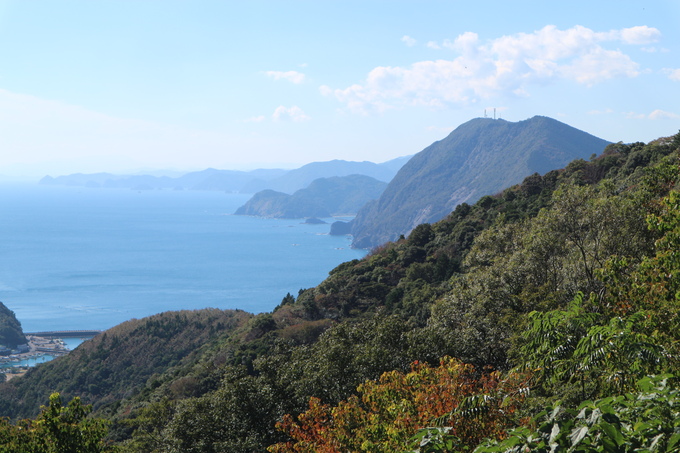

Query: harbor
[[1, 331, 100, 380]]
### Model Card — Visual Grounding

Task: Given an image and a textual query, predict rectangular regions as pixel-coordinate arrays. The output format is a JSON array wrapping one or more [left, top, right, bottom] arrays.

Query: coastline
[[0, 335, 70, 380]]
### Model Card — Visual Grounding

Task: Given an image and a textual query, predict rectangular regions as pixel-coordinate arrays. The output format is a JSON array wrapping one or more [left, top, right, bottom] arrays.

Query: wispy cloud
[[663, 68, 680, 81], [624, 109, 679, 120], [264, 70, 306, 84], [649, 109, 680, 120], [272, 105, 310, 122], [245, 115, 266, 123], [323, 25, 660, 113], [401, 35, 416, 47], [641, 46, 669, 53]]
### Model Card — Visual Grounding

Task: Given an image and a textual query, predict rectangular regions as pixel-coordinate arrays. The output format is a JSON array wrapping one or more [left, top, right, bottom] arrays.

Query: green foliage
[[271, 358, 531, 453], [0, 309, 250, 419], [475, 375, 680, 453], [0, 393, 112, 452], [515, 293, 672, 403], [3, 133, 680, 452]]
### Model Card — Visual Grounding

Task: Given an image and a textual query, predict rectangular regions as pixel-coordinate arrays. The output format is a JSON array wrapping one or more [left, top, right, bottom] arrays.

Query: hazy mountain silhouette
[[235, 174, 387, 218]]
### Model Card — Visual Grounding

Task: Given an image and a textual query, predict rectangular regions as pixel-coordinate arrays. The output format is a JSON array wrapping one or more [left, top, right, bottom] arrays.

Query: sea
[[0, 184, 367, 334]]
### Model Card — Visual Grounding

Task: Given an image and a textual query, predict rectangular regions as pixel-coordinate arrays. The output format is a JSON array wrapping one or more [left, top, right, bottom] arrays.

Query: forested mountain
[[0, 302, 26, 350], [1, 132, 679, 452], [234, 174, 387, 218], [0, 309, 251, 417], [343, 116, 611, 248]]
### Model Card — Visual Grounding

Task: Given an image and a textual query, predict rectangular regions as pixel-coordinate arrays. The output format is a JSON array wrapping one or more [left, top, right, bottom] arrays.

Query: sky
[[0, 0, 679, 180]]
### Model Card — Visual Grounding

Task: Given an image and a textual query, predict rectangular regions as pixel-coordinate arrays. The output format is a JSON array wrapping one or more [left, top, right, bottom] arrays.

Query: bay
[[0, 184, 366, 333]]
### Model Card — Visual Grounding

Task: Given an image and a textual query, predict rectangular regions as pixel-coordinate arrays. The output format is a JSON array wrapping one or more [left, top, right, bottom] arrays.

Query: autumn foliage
[[269, 357, 531, 453]]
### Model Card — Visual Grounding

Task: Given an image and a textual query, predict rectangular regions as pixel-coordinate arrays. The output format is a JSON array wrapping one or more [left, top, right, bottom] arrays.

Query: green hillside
[[0, 132, 679, 452], [346, 116, 611, 248], [0, 309, 251, 419]]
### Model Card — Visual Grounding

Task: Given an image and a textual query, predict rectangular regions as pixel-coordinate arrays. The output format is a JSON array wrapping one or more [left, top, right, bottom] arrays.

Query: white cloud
[[272, 105, 310, 122], [245, 115, 266, 123], [560, 47, 639, 86], [325, 25, 657, 113], [401, 35, 416, 47], [664, 68, 680, 81], [641, 46, 669, 53], [264, 70, 306, 84], [623, 110, 680, 120], [649, 109, 680, 120], [427, 34, 478, 52], [615, 25, 661, 45]]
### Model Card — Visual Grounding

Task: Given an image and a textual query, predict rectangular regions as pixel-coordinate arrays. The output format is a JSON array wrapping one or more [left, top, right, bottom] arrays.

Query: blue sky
[[1, 0, 679, 179]]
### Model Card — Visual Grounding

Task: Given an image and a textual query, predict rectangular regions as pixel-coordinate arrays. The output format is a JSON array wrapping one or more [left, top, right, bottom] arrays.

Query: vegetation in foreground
[[1, 132, 679, 452]]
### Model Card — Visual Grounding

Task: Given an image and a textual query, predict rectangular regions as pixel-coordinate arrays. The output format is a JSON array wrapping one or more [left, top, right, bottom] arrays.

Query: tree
[[269, 358, 531, 453], [514, 292, 671, 403], [0, 393, 112, 453], [475, 375, 680, 453]]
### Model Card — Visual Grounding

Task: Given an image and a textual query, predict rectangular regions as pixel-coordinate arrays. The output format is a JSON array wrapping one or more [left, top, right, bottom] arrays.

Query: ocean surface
[[0, 184, 367, 333]]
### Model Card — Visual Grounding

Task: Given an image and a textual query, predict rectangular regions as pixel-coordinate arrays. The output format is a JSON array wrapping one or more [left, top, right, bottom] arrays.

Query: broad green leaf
[[667, 432, 680, 451], [600, 421, 624, 447], [569, 426, 589, 447]]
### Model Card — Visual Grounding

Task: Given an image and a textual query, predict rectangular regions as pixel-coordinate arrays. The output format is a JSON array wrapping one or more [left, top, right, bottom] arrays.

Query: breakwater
[[26, 330, 102, 338]]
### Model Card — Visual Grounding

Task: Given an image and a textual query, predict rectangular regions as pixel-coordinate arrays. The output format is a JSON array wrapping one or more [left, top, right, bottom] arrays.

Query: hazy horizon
[[0, 153, 414, 183], [1, 1, 679, 180]]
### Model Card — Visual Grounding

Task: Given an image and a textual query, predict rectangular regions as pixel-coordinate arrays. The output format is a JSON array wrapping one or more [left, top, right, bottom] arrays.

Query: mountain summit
[[342, 116, 611, 248]]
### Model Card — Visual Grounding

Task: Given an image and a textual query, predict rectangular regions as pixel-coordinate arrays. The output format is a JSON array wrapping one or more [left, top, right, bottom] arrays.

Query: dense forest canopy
[[1, 131, 679, 452]]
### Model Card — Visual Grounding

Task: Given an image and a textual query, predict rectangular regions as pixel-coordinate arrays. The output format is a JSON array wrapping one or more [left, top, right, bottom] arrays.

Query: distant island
[[234, 174, 387, 218], [40, 156, 411, 195]]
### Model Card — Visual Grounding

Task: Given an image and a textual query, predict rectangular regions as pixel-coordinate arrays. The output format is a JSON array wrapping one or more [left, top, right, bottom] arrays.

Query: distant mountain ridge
[[342, 116, 611, 248], [235, 174, 387, 218], [241, 156, 410, 194], [39, 156, 410, 194], [39, 168, 288, 193]]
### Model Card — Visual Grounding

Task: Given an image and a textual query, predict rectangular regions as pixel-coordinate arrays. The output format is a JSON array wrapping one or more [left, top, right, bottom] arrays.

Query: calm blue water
[[0, 184, 366, 333]]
